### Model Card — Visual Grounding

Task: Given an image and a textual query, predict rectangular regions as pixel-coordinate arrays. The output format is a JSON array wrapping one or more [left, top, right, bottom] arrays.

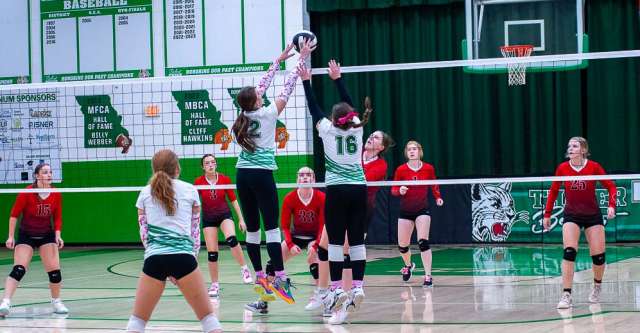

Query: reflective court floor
[[0, 244, 639, 332]]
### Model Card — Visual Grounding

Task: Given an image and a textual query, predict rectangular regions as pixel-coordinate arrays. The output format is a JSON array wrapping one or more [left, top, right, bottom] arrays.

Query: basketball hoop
[[500, 45, 534, 86]]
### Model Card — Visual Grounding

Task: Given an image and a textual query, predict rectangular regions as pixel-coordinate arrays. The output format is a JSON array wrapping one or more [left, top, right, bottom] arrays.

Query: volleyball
[[292, 30, 317, 52]]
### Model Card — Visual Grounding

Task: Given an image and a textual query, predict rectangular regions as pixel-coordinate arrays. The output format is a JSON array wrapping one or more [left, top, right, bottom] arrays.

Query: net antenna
[[500, 44, 534, 86]]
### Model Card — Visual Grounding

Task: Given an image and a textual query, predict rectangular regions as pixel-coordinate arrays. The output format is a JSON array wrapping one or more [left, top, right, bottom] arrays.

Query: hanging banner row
[[0, 0, 299, 84]]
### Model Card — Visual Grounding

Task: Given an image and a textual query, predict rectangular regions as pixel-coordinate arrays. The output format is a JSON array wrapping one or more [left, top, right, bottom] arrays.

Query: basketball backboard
[[464, 0, 587, 73]]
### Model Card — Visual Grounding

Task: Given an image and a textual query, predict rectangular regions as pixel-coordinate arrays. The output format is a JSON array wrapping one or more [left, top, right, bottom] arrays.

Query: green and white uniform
[[136, 179, 200, 259], [236, 104, 278, 170], [317, 118, 366, 185]]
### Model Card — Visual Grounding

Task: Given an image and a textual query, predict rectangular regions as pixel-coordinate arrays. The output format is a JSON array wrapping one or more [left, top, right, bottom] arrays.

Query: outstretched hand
[[299, 63, 312, 80], [299, 39, 317, 59], [278, 44, 296, 62], [328, 59, 341, 80]]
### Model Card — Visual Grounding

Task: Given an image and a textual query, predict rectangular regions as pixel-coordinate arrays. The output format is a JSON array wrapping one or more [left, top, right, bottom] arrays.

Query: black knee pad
[[418, 239, 430, 252], [265, 260, 275, 277], [343, 254, 352, 269], [48, 269, 61, 283], [398, 245, 409, 254], [592, 252, 605, 266], [9, 265, 26, 282], [309, 263, 319, 280], [226, 236, 239, 248], [208, 251, 219, 262], [563, 247, 577, 262], [318, 246, 328, 262]]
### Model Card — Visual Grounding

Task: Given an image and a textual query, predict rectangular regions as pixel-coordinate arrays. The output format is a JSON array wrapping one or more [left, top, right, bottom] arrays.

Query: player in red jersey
[[279, 167, 325, 266], [543, 137, 616, 309], [362, 130, 394, 235], [194, 154, 252, 298], [0, 163, 68, 317], [391, 141, 443, 287]]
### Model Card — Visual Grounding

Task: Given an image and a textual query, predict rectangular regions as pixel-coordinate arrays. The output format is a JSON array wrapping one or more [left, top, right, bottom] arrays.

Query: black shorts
[[291, 236, 314, 249], [202, 212, 232, 229], [563, 213, 604, 229], [399, 209, 431, 221], [142, 253, 198, 281], [16, 231, 56, 249]]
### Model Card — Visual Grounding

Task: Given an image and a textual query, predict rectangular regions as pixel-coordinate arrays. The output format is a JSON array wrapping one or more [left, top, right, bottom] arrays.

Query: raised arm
[[299, 65, 326, 125], [327, 59, 353, 107], [256, 44, 295, 97], [275, 40, 316, 114]]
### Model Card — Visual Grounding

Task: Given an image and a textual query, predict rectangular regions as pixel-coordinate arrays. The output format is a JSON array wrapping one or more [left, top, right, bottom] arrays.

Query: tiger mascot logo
[[471, 183, 529, 242]]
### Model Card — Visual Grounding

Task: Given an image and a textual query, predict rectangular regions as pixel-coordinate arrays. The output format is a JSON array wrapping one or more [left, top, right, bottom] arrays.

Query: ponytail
[[150, 170, 177, 216], [149, 149, 179, 216], [232, 111, 256, 153]]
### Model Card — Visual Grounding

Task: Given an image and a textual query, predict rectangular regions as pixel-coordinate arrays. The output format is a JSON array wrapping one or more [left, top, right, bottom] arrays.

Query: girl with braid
[[300, 60, 371, 325]]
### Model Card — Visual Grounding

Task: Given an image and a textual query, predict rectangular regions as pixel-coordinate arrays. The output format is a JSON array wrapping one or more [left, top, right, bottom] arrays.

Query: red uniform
[[194, 174, 236, 223], [391, 162, 441, 215], [10, 185, 62, 235], [363, 156, 387, 208], [544, 160, 616, 218], [281, 189, 325, 250]]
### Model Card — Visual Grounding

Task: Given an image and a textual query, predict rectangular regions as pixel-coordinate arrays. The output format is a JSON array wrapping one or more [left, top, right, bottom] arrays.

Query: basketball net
[[500, 45, 534, 86]]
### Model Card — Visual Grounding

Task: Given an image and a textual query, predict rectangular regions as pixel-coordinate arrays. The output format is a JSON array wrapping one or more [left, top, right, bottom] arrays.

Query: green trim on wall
[[0, 154, 313, 243]]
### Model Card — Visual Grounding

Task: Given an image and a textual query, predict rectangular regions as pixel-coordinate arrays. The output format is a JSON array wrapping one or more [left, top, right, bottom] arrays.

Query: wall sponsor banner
[[0, 92, 62, 183], [471, 181, 638, 243]]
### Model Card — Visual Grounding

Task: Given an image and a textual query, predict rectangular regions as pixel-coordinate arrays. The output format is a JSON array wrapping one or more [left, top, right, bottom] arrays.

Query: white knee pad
[[265, 228, 281, 243], [201, 313, 222, 332], [246, 231, 261, 244], [328, 244, 344, 261], [349, 245, 366, 261], [126, 315, 146, 332]]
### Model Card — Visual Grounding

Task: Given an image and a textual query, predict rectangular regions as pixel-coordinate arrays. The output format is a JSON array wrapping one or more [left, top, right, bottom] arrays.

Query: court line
[[2, 309, 640, 326]]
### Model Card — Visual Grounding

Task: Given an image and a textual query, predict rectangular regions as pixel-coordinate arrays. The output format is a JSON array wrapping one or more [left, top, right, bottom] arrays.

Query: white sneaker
[[0, 299, 10, 317], [328, 303, 349, 325], [52, 299, 68, 314], [305, 289, 322, 311], [557, 291, 573, 309], [345, 287, 365, 313], [241, 266, 253, 284], [323, 305, 332, 317], [208, 282, 220, 298], [589, 283, 602, 303], [322, 288, 348, 312]]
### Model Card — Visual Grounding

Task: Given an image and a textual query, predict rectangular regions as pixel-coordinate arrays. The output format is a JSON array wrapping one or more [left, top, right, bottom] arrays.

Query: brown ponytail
[[150, 149, 179, 216], [232, 86, 259, 153]]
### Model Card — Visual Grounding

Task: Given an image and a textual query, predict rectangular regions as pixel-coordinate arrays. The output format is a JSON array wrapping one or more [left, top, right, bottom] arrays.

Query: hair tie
[[336, 112, 358, 125]]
